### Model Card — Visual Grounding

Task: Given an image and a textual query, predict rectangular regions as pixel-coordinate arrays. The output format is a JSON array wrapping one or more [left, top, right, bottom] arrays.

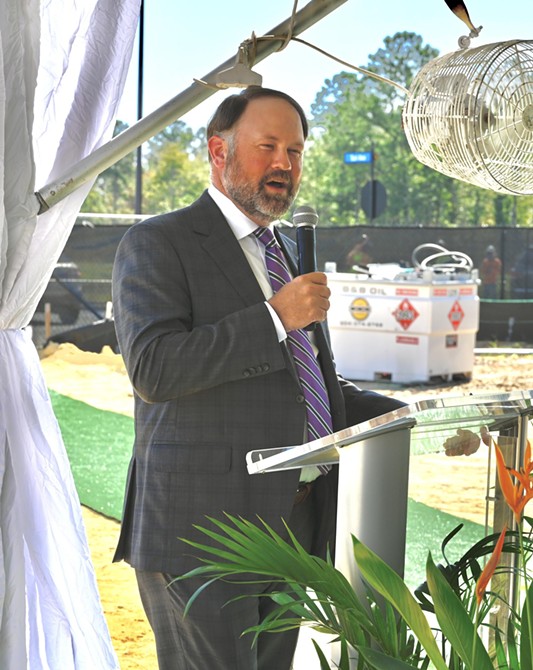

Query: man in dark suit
[[112, 86, 404, 670]]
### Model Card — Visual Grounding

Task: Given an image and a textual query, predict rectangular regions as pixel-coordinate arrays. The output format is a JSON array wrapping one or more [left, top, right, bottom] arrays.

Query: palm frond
[[178, 514, 382, 649]]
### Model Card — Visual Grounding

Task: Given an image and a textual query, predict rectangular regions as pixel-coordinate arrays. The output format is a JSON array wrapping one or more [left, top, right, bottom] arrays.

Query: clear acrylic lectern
[[247, 390, 533, 666]]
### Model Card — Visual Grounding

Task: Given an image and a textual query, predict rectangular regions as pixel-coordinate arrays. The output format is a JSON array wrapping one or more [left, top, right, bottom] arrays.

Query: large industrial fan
[[402, 39, 533, 195]]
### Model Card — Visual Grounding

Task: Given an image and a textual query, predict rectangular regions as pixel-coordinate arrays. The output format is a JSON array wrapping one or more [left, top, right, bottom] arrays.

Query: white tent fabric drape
[[0, 0, 140, 667]]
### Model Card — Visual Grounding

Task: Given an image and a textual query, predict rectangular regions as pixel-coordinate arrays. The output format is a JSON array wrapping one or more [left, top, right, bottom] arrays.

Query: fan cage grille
[[403, 40, 533, 195]]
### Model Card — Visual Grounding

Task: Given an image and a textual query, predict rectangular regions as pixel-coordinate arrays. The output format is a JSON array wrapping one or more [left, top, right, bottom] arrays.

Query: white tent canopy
[[0, 0, 140, 667]]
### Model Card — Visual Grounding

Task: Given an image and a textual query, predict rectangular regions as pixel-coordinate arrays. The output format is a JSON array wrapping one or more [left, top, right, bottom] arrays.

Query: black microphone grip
[[296, 225, 317, 275], [294, 205, 319, 331]]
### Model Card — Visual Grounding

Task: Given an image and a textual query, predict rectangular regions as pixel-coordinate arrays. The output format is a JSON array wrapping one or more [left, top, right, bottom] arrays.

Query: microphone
[[293, 205, 318, 276], [293, 205, 319, 330]]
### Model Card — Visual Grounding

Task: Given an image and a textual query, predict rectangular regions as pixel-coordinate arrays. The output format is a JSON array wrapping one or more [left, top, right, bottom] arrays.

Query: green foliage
[[177, 514, 424, 668], [178, 513, 533, 669], [82, 120, 136, 213], [301, 32, 446, 225], [143, 142, 208, 213], [82, 119, 208, 216], [520, 551, 533, 669], [424, 556, 492, 669], [147, 119, 196, 154], [352, 538, 448, 670], [366, 33, 439, 100]]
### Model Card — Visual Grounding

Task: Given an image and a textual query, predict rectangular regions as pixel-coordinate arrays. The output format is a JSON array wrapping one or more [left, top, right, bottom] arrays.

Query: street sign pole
[[344, 149, 373, 222], [344, 148, 386, 222], [370, 143, 375, 221]]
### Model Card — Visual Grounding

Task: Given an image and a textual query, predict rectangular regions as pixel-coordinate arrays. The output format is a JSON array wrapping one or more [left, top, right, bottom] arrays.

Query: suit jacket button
[[262, 363, 270, 372], [243, 369, 251, 377], [296, 394, 305, 403]]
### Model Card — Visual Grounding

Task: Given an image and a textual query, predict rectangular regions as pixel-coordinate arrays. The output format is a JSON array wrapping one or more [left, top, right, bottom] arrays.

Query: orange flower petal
[[495, 444, 520, 513], [513, 470, 532, 492], [476, 526, 507, 606]]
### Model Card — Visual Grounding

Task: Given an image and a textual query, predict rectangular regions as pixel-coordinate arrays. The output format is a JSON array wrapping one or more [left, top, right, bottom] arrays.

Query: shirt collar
[[208, 184, 279, 240]]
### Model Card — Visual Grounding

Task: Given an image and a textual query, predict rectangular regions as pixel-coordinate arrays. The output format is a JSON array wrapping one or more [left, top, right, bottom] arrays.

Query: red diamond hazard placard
[[448, 300, 464, 330], [393, 299, 419, 330]]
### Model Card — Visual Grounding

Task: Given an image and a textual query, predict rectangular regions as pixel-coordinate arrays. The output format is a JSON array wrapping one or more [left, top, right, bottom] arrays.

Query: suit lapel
[[193, 192, 265, 307]]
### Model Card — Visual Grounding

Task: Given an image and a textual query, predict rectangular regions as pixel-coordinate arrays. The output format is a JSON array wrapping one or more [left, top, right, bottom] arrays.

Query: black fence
[[30, 218, 533, 348], [310, 225, 533, 298]]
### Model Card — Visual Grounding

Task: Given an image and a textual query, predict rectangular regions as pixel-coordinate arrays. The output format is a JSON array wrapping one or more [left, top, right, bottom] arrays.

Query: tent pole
[[35, 0, 348, 214], [134, 0, 144, 215]]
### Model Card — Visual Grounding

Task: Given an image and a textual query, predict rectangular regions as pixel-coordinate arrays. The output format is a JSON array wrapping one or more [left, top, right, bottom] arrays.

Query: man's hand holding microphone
[[268, 205, 330, 332]]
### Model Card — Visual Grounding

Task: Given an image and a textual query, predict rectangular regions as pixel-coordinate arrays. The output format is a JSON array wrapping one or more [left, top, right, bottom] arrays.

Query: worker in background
[[342, 234, 373, 272], [479, 245, 502, 299]]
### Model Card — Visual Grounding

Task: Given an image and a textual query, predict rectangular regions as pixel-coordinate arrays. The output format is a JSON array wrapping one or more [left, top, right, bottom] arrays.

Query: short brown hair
[[206, 86, 309, 140]]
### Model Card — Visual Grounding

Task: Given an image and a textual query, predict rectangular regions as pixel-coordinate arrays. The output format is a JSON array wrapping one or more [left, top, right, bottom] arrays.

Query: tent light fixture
[[212, 41, 263, 89]]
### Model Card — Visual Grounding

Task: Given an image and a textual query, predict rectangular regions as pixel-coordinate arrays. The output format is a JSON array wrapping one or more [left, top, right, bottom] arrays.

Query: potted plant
[[177, 439, 533, 669]]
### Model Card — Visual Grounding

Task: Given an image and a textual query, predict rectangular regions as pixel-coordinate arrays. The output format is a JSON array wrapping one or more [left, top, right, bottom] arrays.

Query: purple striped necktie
[[254, 226, 333, 473]]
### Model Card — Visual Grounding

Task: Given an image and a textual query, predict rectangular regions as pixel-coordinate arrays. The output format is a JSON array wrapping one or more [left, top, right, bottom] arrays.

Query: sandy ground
[[39, 343, 533, 669]]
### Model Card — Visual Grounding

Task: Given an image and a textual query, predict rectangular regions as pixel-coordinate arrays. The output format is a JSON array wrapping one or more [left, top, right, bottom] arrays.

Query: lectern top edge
[[246, 389, 533, 475]]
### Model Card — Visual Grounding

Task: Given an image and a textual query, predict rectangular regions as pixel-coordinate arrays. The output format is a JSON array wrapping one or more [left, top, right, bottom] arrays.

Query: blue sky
[[118, 0, 531, 131]]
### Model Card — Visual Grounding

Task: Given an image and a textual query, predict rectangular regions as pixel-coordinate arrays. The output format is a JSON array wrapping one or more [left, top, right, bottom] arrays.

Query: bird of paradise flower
[[494, 439, 533, 524]]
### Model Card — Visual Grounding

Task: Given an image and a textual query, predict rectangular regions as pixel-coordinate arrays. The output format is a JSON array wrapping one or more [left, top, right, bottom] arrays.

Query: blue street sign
[[344, 151, 373, 164]]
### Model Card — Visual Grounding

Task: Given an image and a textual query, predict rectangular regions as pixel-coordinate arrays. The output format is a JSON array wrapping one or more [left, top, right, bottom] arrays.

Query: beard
[[222, 155, 298, 224]]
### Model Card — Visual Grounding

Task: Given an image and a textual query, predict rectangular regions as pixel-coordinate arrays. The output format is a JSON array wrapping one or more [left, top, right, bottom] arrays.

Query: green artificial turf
[[50, 389, 133, 520]]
